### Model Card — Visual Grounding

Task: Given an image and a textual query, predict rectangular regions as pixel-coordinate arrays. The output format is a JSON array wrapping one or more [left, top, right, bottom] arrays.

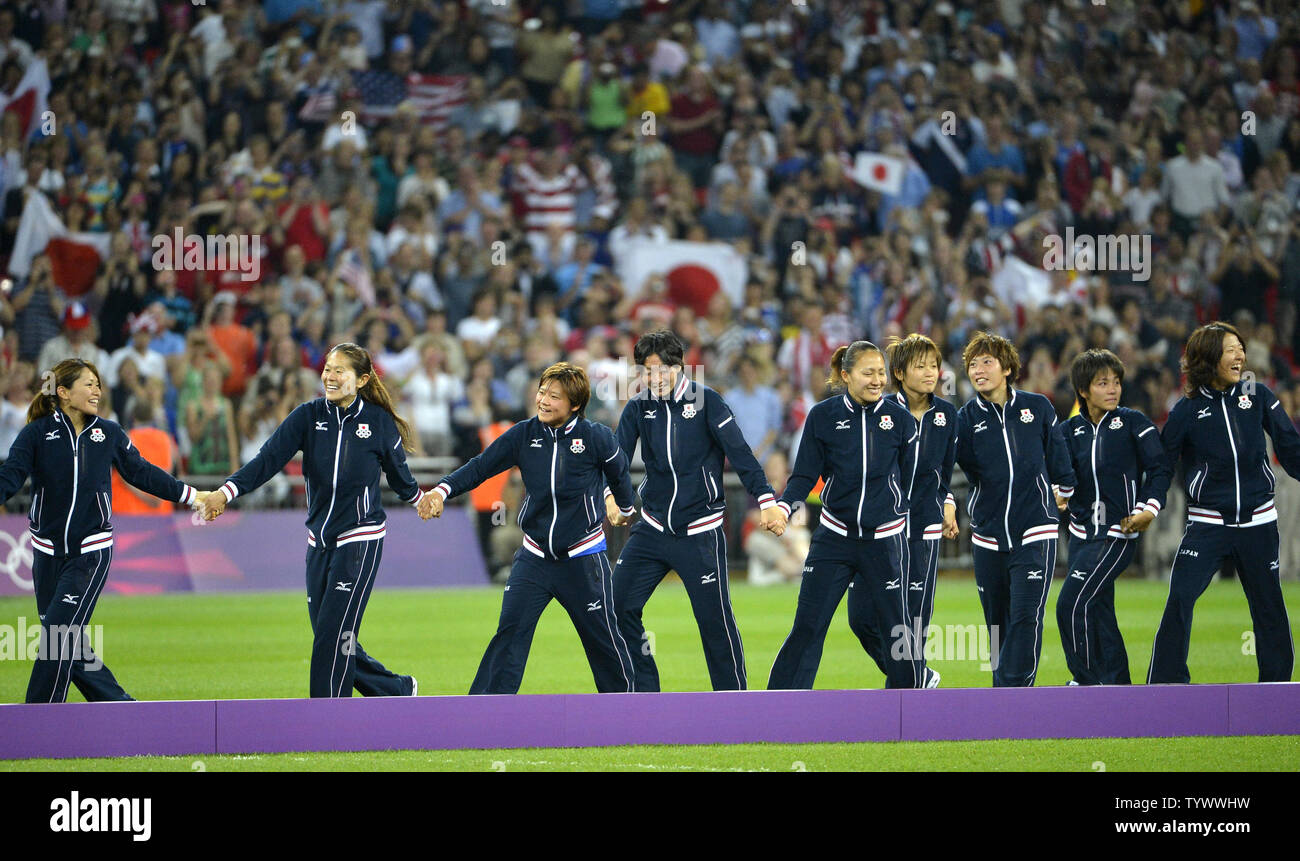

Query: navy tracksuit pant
[[768, 527, 923, 689], [1148, 522, 1293, 683], [972, 538, 1057, 687], [612, 524, 746, 691], [26, 548, 131, 703], [305, 538, 410, 698], [1057, 536, 1135, 685], [848, 536, 940, 676], [471, 547, 635, 694]]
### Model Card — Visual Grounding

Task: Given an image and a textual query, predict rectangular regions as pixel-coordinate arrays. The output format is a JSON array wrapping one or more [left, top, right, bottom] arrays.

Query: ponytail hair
[[327, 343, 416, 452], [826, 340, 882, 391], [28, 358, 102, 423]]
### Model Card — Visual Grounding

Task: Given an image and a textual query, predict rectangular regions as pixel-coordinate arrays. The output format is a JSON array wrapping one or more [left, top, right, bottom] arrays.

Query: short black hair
[[634, 330, 685, 368], [1070, 349, 1126, 406]]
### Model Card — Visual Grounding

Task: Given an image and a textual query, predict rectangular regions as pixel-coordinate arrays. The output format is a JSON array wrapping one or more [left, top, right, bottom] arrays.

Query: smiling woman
[[767, 341, 929, 691], [0, 358, 202, 703], [1150, 322, 1300, 684], [425, 361, 640, 695], [197, 343, 430, 699]]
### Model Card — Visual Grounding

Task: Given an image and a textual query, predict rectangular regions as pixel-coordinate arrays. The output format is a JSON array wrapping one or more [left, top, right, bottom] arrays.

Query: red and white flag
[[852, 152, 905, 195], [0, 58, 51, 141], [8, 190, 110, 295], [618, 240, 747, 317]]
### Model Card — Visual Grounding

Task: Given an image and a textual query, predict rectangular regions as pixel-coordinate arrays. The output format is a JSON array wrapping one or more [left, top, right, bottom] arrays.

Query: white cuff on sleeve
[[219, 481, 239, 504]]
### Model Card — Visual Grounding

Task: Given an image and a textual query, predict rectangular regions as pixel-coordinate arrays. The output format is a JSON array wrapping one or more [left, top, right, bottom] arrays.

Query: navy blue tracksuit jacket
[[220, 396, 425, 547], [435, 414, 636, 559], [956, 388, 1077, 551], [0, 410, 196, 703], [1059, 406, 1173, 540], [1149, 382, 1300, 684], [608, 375, 776, 692], [1, 411, 197, 555], [611, 376, 776, 533], [777, 393, 918, 538], [955, 388, 1077, 687], [1056, 406, 1172, 685], [220, 395, 426, 698]]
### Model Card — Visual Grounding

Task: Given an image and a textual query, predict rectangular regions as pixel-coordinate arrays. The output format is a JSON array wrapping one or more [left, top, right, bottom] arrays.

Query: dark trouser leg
[[861, 531, 924, 688], [846, 572, 888, 676], [996, 539, 1056, 687], [913, 537, 940, 641], [1148, 524, 1228, 684], [1058, 537, 1132, 685], [307, 538, 392, 698], [26, 549, 127, 703], [556, 552, 636, 692], [610, 526, 671, 692], [972, 546, 1010, 686], [674, 528, 747, 691], [470, 550, 554, 694], [1231, 523, 1294, 682], [1094, 574, 1132, 685], [767, 529, 855, 690]]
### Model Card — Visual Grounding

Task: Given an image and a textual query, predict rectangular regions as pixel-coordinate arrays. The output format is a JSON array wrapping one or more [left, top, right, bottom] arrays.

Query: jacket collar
[[894, 388, 934, 412], [330, 395, 365, 421], [841, 393, 886, 413], [671, 372, 690, 403], [974, 386, 1017, 412], [54, 409, 99, 436], [1199, 383, 1237, 400], [539, 414, 581, 436]]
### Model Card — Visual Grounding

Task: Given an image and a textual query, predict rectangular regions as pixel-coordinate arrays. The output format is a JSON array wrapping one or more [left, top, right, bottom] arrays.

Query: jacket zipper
[[1089, 413, 1105, 535], [998, 401, 1014, 546], [321, 405, 348, 543], [665, 405, 677, 532], [856, 405, 869, 537], [548, 429, 559, 555], [1219, 398, 1241, 521], [63, 416, 96, 554]]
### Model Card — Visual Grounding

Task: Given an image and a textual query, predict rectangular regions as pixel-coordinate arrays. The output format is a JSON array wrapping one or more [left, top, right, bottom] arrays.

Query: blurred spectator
[[37, 301, 110, 375]]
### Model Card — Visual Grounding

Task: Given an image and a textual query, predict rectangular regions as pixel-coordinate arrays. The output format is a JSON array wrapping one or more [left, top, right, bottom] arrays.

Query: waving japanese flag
[[852, 152, 904, 195]]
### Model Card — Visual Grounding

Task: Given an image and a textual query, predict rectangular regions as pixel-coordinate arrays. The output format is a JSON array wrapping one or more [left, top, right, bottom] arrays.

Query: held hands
[[1054, 492, 1069, 512], [942, 504, 959, 539], [604, 495, 633, 527], [418, 493, 444, 520], [196, 491, 227, 522], [761, 505, 788, 537], [1120, 509, 1155, 534]]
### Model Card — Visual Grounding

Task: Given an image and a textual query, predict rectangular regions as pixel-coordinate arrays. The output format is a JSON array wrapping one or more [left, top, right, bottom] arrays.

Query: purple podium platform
[[2, 683, 1298, 761]]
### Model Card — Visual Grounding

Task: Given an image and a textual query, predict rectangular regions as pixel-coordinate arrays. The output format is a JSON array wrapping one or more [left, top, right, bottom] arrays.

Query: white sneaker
[[924, 667, 941, 689], [1067, 680, 1080, 686]]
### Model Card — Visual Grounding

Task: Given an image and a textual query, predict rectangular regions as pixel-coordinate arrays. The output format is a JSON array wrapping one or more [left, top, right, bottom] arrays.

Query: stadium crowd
[[2, 0, 1300, 576]]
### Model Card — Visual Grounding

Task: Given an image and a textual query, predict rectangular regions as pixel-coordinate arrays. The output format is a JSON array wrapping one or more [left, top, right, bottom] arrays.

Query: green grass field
[[2, 576, 1298, 770]]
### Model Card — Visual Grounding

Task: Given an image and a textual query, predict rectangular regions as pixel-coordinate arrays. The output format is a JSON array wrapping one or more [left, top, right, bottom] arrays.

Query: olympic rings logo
[[0, 528, 35, 591]]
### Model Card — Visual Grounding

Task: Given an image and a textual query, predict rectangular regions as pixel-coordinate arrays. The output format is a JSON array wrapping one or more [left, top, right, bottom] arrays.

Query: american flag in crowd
[[298, 86, 338, 124], [335, 249, 376, 308], [353, 71, 469, 127]]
